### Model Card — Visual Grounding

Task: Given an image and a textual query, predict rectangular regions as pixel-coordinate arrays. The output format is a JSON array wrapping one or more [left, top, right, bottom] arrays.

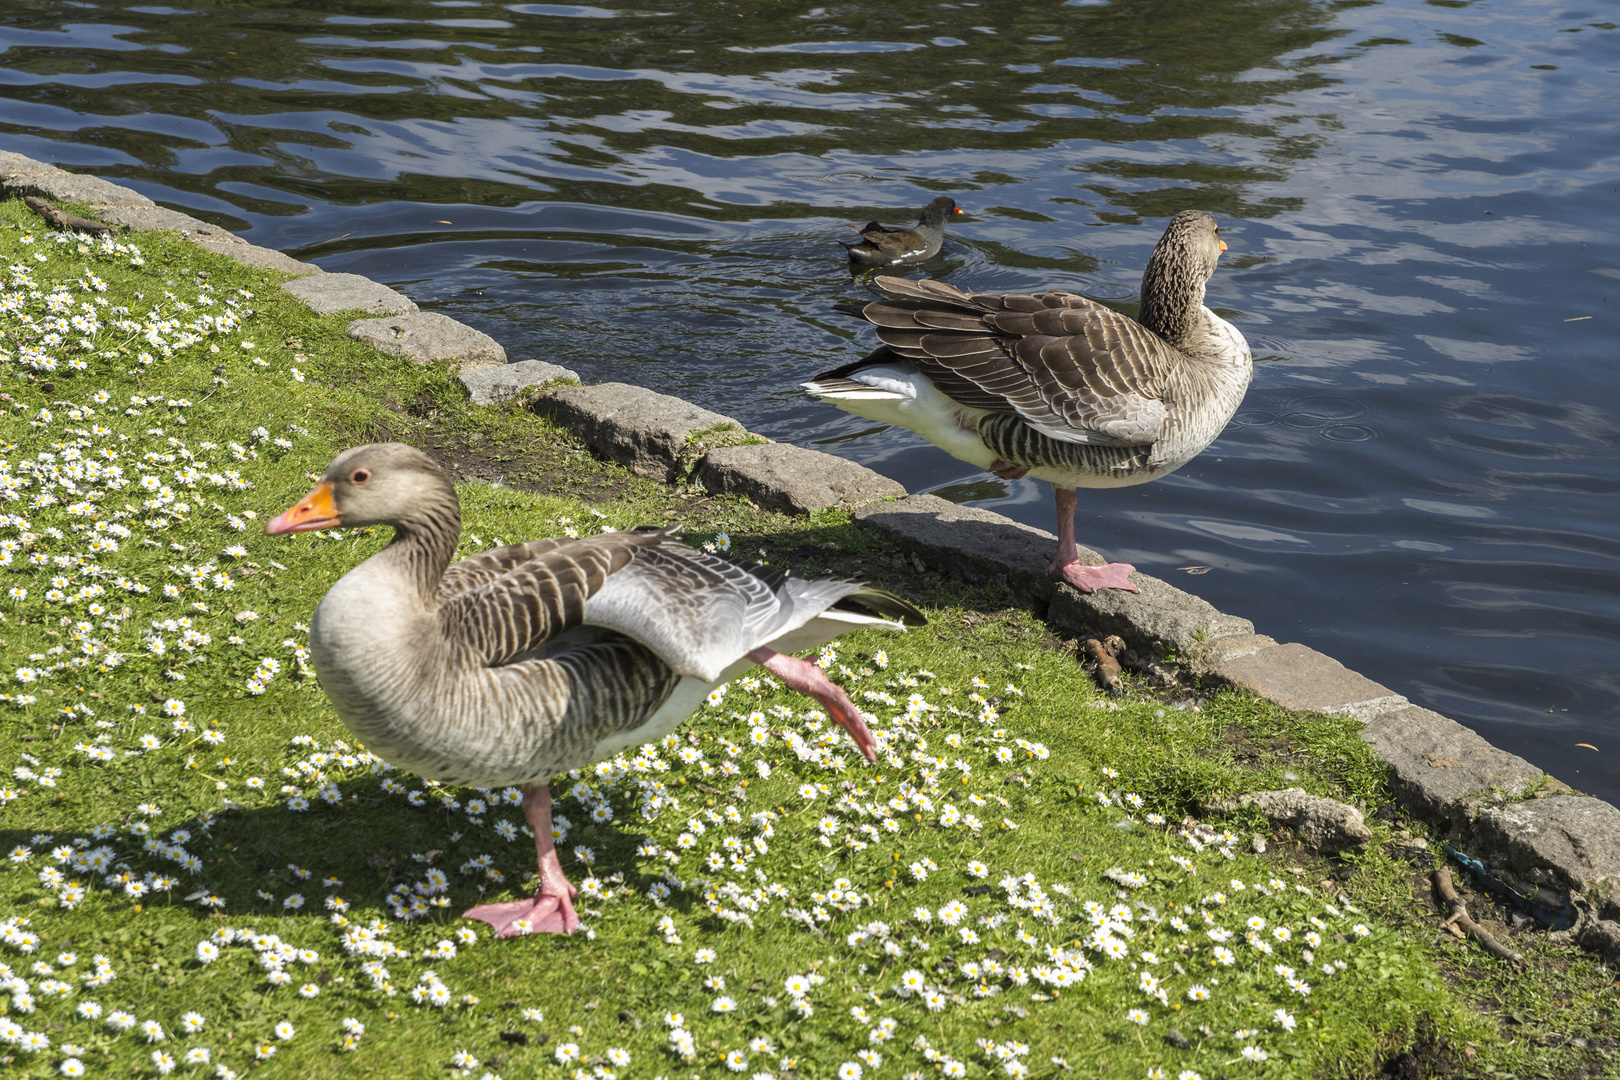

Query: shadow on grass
[[2, 773, 699, 940]]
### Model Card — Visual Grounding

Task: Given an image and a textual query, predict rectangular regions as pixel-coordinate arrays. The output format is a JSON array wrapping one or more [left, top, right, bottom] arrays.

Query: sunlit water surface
[[2, 0, 1616, 802]]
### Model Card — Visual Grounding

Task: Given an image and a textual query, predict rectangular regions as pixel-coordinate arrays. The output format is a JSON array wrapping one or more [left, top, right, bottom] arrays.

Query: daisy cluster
[[0, 914, 304, 1077], [0, 227, 316, 715]]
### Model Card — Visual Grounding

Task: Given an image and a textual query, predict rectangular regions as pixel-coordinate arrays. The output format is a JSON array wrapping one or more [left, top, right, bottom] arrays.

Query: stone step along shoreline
[[4, 149, 1615, 966]]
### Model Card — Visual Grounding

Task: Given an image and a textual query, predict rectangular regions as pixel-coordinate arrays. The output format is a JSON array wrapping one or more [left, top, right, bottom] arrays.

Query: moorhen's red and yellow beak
[[266, 481, 340, 534]]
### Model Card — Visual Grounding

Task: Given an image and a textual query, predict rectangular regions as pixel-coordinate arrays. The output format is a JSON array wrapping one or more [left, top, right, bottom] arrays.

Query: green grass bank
[[0, 199, 1614, 1080]]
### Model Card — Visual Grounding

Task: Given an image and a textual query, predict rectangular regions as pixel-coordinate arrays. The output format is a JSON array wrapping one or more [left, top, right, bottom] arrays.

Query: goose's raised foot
[[464, 892, 582, 938], [750, 647, 877, 763], [1051, 559, 1139, 595], [987, 459, 1030, 482]]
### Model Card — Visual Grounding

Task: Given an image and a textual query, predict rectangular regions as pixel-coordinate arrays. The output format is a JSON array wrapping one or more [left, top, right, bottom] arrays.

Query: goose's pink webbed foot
[[464, 784, 582, 938], [1050, 486, 1139, 594], [1051, 558, 1140, 595]]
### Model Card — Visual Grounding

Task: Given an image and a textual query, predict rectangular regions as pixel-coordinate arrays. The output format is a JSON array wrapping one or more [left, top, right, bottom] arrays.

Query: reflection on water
[[1, 0, 1617, 802]]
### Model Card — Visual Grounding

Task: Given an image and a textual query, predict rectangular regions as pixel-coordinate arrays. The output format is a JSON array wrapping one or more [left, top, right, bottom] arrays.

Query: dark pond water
[[2, 0, 1616, 804]]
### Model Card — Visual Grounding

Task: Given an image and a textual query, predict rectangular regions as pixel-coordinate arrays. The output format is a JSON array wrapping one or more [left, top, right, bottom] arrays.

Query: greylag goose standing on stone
[[840, 196, 963, 267], [268, 443, 923, 938], [805, 210, 1252, 594]]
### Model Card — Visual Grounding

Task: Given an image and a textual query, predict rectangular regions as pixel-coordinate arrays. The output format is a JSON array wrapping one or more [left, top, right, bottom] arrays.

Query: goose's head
[[267, 442, 457, 535], [1151, 210, 1226, 282]]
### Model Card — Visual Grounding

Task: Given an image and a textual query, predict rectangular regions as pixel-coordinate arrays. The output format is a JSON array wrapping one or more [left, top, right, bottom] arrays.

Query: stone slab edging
[[5, 150, 1615, 964]]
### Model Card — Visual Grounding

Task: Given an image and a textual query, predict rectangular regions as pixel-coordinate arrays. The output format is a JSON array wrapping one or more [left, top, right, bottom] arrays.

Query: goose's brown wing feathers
[[435, 530, 659, 668], [865, 275, 1176, 446], [435, 528, 803, 680]]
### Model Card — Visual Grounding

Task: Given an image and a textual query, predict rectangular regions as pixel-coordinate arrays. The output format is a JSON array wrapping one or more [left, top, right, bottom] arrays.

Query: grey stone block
[[697, 443, 905, 516], [1211, 642, 1406, 720], [348, 311, 504, 369], [460, 359, 580, 405], [0, 151, 49, 177], [1362, 705, 1550, 818], [1239, 787, 1372, 853], [1578, 918, 1620, 965], [852, 494, 1065, 611], [533, 382, 744, 483], [95, 204, 217, 235], [192, 238, 321, 277], [0, 163, 154, 208], [1185, 632, 1280, 672], [1048, 573, 1255, 656], [282, 273, 417, 317], [1464, 796, 1620, 921]]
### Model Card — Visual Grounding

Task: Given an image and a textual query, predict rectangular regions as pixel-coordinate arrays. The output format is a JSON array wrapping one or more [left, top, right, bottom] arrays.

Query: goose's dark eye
[[350, 469, 371, 485]]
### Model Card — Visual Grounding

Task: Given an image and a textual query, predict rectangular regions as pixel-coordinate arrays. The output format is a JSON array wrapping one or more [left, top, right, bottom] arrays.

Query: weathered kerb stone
[[853, 494, 1062, 611], [348, 312, 506, 371], [459, 360, 581, 405], [1184, 632, 1279, 671], [1211, 642, 1406, 721], [1239, 788, 1372, 854], [1, 154, 322, 276], [533, 383, 744, 483], [0, 154, 154, 209], [1579, 917, 1620, 966], [1362, 705, 1550, 818], [698, 443, 904, 515], [97, 205, 212, 234], [853, 494, 1254, 648], [1048, 574, 1255, 656], [1463, 796, 1620, 922], [192, 237, 320, 277], [282, 273, 417, 317]]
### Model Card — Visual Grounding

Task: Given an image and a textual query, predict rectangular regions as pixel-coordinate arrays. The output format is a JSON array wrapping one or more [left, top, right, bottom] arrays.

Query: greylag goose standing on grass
[[840, 196, 963, 267], [805, 210, 1252, 594], [268, 443, 924, 938]]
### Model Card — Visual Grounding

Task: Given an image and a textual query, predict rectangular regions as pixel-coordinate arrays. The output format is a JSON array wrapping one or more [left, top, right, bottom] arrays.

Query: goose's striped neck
[[382, 485, 462, 601], [1137, 243, 1208, 350]]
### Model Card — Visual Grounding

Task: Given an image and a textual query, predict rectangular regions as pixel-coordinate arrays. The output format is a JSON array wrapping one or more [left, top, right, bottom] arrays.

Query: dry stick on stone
[[22, 196, 116, 237], [1433, 866, 1522, 964]]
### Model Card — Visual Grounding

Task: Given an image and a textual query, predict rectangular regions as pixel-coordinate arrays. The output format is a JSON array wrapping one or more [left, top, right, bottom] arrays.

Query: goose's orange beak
[[1219, 239, 1228, 252], [267, 481, 340, 535]]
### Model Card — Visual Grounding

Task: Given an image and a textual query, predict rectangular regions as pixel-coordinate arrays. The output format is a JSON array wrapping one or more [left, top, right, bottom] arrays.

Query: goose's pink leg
[[988, 458, 1029, 481], [749, 648, 877, 763], [1050, 487, 1139, 594], [464, 784, 581, 938]]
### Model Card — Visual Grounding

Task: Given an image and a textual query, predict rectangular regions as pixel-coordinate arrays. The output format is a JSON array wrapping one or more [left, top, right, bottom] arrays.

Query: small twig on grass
[[23, 195, 117, 237], [1433, 866, 1522, 964]]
